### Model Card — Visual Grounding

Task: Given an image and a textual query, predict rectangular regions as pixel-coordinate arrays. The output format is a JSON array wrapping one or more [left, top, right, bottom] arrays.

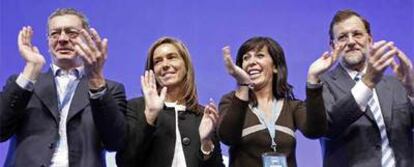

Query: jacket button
[[182, 137, 191, 146], [49, 143, 54, 149], [178, 111, 185, 120], [40, 164, 46, 167], [375, 144, 381, 150]]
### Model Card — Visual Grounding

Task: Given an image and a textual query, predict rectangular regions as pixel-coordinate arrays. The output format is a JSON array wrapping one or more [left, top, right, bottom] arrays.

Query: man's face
[[48, 14, 83, 67], [332, 16, 372, 69]]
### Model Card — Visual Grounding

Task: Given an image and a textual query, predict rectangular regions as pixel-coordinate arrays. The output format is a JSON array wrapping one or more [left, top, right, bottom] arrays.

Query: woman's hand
[[141, 70, 167, 125]]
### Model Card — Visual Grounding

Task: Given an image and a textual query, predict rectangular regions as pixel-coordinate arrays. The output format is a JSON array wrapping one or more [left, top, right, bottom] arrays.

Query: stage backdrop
[[1, 0, 413, 166]]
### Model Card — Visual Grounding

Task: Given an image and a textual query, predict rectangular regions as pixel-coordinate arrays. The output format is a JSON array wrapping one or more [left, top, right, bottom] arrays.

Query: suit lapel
[[331, 65, 356, 94], [375, 79, 393, 136], [34, 70, 59, 123], [66, 76, 89, 121], [331, 66, 376, 122]]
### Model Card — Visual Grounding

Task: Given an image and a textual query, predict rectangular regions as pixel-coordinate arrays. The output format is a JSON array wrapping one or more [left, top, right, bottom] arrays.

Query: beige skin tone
[[142, 43, 219, 154], [329, 16, 414, 95], [20, 14, 107, 89], [222, 45, 331, 119]]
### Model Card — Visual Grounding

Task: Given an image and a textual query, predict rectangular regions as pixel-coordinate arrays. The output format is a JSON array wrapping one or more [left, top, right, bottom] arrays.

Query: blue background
[[1, 0, 413, 166]]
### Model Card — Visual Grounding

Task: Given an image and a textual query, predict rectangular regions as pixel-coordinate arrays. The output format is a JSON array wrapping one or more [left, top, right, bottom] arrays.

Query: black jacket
[[0, 71, 127, 167], [116, 97, 224, 167]]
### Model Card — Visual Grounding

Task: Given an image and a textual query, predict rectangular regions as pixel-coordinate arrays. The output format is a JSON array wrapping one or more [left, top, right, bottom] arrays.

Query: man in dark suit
[[316, 10, 414, 167], [0, 8, 126, 167]]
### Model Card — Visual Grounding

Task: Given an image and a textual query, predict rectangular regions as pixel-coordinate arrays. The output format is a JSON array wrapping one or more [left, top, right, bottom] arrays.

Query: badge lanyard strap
[[250, 99, 283, 152], [55, 78, 79, 111], [53, 75, 79, 148]]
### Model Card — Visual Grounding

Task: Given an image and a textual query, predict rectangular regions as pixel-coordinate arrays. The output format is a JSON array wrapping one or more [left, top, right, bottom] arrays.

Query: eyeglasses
[[48, 27, 80, 39]]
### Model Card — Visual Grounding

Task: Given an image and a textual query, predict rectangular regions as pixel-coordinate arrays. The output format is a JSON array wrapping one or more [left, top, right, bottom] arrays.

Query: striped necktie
[[368, 94, 396, 167], [353, 73, 361, 81], [354, 73, 396, 167]]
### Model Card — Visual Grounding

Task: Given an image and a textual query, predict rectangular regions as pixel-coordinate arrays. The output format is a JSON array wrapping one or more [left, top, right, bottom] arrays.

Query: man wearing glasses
[[0, 8, 126, 167]]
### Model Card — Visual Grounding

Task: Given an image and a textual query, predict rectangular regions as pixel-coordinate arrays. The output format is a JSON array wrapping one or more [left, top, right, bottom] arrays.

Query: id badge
[[261, 152, 287, 167]]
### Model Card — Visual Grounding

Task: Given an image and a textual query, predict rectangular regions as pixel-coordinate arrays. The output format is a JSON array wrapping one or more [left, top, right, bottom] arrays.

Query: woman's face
[[152, 43, 187, 88], [241, 46, 275, 90]]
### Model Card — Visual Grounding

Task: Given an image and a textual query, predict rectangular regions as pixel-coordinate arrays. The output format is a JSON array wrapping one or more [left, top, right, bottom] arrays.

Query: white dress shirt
[[15, 64, 107, 167]]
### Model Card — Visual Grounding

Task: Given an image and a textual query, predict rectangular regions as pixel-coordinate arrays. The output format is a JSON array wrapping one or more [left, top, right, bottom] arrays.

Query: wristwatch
[[201, 142, 215, 156], [89, 84, 107, 93]]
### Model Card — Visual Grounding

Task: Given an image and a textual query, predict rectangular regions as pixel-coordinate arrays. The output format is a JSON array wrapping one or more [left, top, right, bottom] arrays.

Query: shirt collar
[[340, 62, 367, 79], [165, 102, 186, 112], [51, 64, 85, 79]]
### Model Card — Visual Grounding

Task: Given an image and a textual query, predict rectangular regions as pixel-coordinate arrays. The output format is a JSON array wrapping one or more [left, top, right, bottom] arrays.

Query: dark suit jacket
[[320, 65, 414, 167], [116, 97, 224, 167], [0, 70, 127, 167]]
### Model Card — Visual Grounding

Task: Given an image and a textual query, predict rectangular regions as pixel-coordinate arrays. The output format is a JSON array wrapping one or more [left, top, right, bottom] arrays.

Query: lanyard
[[55, 76, 79, 111], [249, 99, 283, 152], [53, 73, 79, 147]]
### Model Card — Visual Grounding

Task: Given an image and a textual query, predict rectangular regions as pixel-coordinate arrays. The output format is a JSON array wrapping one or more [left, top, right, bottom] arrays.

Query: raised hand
[[391, 48, 414, 96], [222, 46, 252, 86], [362, 41, 397, 88], [308, 43, 346, 84], [199, 99, 220, 143], [73, 28, 108, 89], [18, 26, 46, 80], [141, 70, 167, 125]]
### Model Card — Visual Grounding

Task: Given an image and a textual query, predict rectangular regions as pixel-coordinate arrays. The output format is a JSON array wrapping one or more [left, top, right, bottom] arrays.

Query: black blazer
[[116, 97, 224, 167], [0, 70, 127, 167], [320, 65, 414, 167]]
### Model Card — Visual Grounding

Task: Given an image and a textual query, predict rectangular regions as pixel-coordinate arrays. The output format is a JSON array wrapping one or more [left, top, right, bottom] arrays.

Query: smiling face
[[241, 46, 275, 90], [48, 14, 83, 69], [236, 37, 292, 100], [152, 43, 187, 88], [332, 16, 372, 69]]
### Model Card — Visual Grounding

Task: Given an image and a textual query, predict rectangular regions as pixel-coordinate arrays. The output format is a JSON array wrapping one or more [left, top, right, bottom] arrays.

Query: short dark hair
[[47, 8, 89, 32], [329, 9, 371, 44], [235, 36, 295, 106]]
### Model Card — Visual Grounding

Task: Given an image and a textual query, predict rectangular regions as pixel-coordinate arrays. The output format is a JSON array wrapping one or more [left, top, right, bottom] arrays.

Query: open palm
[[199, 101, 219, 141], [222, 46, 251, 85], [18, 26, 45, 65], [141, 70, 167, 125], [391, 49, 414, 94], [308, 44, 345, 82]]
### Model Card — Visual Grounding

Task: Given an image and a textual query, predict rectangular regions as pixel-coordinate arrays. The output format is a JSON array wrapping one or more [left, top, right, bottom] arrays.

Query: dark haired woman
[[218, 36, 340, 167]]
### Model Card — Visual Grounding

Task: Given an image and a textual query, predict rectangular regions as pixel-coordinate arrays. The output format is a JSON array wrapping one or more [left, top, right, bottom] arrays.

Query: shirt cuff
[[306, 82, 323, 89], [16, 73, 36, 91], [408, 95, 414, 106], [351, 81, 373, 112], [89, 88, 107, 99]]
